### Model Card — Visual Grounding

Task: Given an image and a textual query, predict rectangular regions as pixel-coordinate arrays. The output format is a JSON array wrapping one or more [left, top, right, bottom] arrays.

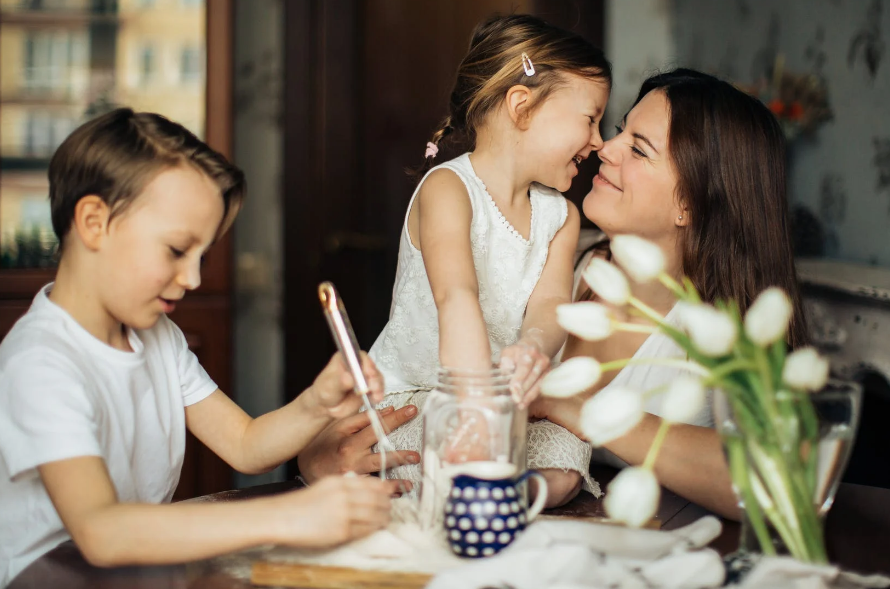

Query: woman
[[530, 68, 807, 519], [299, 68, 806, 519]]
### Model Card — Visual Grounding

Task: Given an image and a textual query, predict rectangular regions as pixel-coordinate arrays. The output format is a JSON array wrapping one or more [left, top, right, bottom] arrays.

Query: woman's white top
[[369, 153, 569, 395]]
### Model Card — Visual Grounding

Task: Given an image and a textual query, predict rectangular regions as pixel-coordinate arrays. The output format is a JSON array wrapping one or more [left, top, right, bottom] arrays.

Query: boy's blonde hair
[[49, 108, 245, 248]]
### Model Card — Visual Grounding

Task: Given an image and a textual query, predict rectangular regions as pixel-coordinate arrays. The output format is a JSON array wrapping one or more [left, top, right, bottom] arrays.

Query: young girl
[[368, 14, 612, 507]]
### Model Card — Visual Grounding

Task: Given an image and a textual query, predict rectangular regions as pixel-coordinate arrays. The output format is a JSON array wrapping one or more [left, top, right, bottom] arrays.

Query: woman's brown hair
[[414, 13, 611, 176], [634, 68, 808, 347], [49, 107, 245, 248]]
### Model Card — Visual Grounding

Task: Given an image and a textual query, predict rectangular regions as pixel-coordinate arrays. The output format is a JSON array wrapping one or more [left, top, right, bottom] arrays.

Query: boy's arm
[[39, 455, 394, 567], [416, 169, 492, 370], [185, 353, 382, 475]]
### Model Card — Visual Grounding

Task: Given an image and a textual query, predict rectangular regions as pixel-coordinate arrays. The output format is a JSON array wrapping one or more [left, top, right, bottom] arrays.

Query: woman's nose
[[597, 135, 619, 166]]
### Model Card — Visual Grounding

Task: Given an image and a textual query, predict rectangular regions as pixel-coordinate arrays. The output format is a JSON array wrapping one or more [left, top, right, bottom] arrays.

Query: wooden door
[[283, 0, 604, 477]]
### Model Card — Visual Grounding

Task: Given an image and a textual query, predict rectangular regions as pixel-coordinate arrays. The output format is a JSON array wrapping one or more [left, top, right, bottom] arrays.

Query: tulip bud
[[604, 466, 660, 528], [661, 376, 707, 423], [541, 357, 602, 398], [679, 303, 737, 357], [744, 287, 793, 347], [580, 386, 644, 446], [556, 302, 615, 341], [582, 258, 630, 306], [782, 347, 829, 391], [610, 234, 666, 284]]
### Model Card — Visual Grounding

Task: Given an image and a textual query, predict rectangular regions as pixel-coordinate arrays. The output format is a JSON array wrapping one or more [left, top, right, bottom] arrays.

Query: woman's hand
[[500, 333, 551, 408], [297, 405, 420, 486]]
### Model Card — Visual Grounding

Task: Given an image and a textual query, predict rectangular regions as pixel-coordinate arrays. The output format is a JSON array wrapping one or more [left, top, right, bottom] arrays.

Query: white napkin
[[426, 516, 726, 589], [734, 555, 890, 589]]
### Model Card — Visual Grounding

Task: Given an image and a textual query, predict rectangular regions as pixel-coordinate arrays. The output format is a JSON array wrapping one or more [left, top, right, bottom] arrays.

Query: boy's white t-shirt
[[0, 284, 218, 586]]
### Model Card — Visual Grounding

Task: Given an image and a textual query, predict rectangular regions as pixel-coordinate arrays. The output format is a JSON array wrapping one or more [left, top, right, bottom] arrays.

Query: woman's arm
[[38, 456, 394, 567], [415, 169, 491, 370], [533, 395, 739, 519]]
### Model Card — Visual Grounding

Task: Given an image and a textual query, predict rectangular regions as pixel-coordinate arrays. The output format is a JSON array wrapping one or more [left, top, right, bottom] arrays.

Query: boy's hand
[[306, 352, 384, 419], [274, 475, 393, 548], [499, 335, 550, 409]]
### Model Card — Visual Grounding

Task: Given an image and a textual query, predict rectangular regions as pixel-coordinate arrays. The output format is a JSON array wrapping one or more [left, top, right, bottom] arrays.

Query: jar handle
[[516, 470, 548, 522]]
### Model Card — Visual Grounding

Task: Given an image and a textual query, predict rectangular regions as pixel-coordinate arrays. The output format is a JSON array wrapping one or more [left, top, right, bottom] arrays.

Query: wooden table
[[10, 468, 890, 588]]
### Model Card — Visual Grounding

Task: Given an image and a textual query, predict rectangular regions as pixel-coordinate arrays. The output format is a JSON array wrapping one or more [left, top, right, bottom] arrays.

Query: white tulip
[[541, 357, 602, 398], [556, 302, 615, 341], [610, 234, 666, 283], [660, 376, 707, 423], [582, 258, 630, 306], [679, 303, 737, 357], [782, 347, 829, 391], [744, 287, 793, 347], [580, 386, 644, 446], [604, 466, 661, 528]]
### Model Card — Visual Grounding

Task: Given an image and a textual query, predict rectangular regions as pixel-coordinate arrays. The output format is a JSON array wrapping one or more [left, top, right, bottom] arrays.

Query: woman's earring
[[678, 214, 683, 220]]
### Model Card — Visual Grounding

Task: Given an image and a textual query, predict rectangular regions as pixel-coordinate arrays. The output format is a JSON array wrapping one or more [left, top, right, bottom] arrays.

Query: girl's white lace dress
[[368, 153, 600, 496]]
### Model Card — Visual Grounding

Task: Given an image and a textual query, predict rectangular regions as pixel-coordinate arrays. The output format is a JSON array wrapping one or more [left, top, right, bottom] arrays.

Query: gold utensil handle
[[318, 282, 369, 394]]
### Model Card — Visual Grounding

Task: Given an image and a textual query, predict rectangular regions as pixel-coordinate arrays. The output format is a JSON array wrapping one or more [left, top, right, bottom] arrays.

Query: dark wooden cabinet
[[0, 0, 235, 500]]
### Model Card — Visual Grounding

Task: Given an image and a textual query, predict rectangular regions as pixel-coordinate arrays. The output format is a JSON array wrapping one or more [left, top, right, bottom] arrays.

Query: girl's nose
[[590, 125, 604, 152]]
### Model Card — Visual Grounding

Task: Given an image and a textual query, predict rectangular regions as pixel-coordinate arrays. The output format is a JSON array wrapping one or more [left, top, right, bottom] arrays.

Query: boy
[[0, 109, 395, 586]]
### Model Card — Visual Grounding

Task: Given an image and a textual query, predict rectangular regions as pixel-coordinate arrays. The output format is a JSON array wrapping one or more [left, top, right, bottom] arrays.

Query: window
[[23, 31, 76, 93], [180, 46, 202, 83], [139, 44, 156, 85], [24, 112, 77, 158]]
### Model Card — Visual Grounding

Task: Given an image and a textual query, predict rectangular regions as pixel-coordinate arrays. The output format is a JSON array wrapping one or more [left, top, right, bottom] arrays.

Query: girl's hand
[[273, 475, 394, 548], [499, 334, 550, 408], [307, 352, 385, 419]]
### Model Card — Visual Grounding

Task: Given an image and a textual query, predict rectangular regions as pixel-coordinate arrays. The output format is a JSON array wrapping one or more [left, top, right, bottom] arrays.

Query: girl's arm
[[38, 456, 393, 567], [185, 353, 382, 476], [501, 201, 580, 401], [532, 396, 739, 519], [415, 169, 491, 370], [517, 200, 580, 356]]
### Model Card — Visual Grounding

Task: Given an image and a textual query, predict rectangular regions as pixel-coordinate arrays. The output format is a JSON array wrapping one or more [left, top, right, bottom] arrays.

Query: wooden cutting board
[[251, 562, 433, 589]]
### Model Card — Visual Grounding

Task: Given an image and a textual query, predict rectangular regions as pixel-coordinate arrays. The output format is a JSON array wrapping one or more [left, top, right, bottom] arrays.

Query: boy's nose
[[178, 261, 202, 290], [590, 126, 604, 151]]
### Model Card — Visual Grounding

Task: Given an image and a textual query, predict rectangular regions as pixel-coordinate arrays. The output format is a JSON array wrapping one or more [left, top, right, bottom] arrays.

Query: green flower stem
[[627, 295, 668, 327], [657, 272, 686, 299], [615, 321, 658, 335], [726, 432, 776, 556], [704, 358, 758, 384], [600, 357, 712, 378], [642, 419, 672, 471]]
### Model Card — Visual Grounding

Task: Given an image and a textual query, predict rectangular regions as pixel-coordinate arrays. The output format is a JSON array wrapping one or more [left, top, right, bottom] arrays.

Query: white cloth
[[426, 516, 727, 589], [366, 153, 597, 494], [0, 284, 218, 586], [369, 152, 568, 394], [570, 250, 715, 469]]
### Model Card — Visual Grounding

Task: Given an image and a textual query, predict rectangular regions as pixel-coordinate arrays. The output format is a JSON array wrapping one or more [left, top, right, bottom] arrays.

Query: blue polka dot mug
[[443, 461, 548, 558]]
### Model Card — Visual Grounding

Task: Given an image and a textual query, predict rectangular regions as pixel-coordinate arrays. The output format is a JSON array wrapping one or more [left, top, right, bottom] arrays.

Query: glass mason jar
[[419, 367, 527, 529]]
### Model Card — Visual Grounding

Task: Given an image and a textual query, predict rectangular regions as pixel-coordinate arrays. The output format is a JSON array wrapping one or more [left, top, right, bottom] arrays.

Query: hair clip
[[521, 52, 535, 76], [425, 141, 439, 159]]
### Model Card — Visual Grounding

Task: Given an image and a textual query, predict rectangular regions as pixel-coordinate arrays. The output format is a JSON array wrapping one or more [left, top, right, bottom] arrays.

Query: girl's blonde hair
[[416, 14, 611, 175]]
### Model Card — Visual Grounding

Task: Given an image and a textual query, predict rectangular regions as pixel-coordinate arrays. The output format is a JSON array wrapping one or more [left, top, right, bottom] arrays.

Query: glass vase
[[713, 379, 862, 563]]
